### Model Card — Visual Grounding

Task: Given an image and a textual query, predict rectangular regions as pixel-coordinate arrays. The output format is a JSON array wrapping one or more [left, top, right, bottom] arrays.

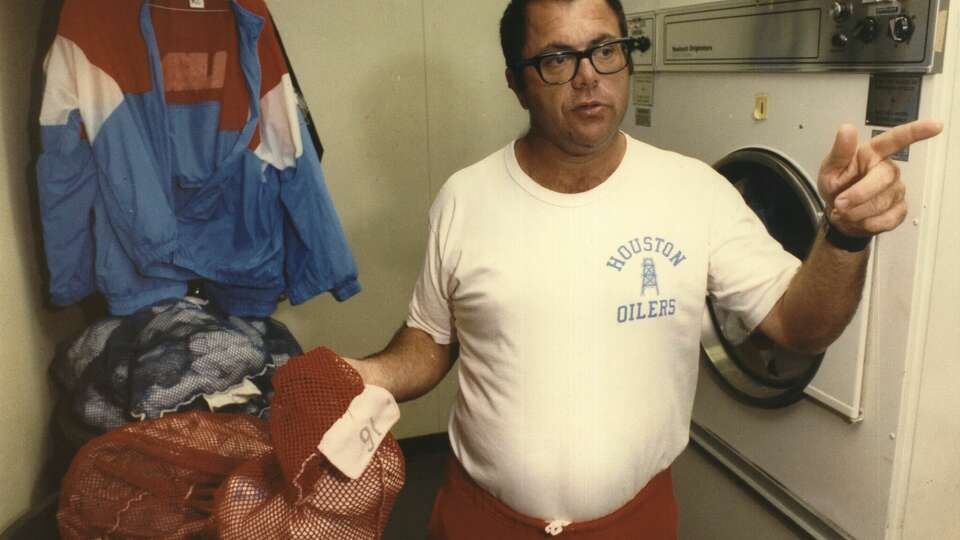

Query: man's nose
[[571, 55, 599, 88]]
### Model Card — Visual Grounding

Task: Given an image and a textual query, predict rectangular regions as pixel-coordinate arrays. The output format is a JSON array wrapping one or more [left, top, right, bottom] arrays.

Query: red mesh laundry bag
[[57, 413, 273, 539], [215, 347, 406, 539], [58, 347, 405, 539]]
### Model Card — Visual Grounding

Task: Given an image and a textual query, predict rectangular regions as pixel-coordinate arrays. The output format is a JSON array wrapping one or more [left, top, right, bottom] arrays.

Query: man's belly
[[446, 351, 696, 522]]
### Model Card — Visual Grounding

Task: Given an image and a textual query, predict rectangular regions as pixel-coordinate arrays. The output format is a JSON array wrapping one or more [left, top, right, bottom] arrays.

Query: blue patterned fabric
[[51, 298, 302, 433]]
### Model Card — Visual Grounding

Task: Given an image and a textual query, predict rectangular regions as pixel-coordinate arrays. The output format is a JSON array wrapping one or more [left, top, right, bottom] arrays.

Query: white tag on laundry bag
[[318, 385, 401, 479], [189, 0, 205, 8]]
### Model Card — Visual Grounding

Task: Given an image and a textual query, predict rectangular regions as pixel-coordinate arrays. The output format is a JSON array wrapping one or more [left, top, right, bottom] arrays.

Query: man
[[344, 0, 943, 537]]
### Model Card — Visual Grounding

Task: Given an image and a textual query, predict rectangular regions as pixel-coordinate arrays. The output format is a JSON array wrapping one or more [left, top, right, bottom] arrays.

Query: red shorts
[[427, 456, 678, 539]]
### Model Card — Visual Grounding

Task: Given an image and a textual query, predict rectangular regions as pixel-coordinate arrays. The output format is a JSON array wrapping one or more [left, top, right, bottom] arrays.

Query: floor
[[384, 439, 449, 539]]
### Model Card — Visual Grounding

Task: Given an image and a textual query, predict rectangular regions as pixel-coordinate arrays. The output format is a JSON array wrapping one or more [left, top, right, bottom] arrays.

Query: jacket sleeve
[[281, 112, 361, 305], [254, 4, 359, 305], [37, 36, 97, 306]]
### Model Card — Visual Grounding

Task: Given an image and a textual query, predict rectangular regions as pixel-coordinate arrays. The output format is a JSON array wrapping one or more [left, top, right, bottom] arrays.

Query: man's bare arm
[[759, 232, 869, 353], [343, 326, 455, 402]]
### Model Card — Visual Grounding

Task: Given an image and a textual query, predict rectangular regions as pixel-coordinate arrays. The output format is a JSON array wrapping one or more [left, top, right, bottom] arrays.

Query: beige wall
[[265, 1, 526, 439], [0, 0, 88, 530]]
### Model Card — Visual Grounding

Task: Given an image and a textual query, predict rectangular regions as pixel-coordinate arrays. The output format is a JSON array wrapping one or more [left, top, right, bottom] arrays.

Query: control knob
[[889, 15, 915, 43], [830, 1, 852, 22], [831, 32, 849, 48], [635, 35, 652, 53], [854, 17, 879, 43]]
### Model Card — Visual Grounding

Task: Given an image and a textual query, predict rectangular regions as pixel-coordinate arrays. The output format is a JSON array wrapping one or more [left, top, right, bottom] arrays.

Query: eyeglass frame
[[513, 37, 640, 86]]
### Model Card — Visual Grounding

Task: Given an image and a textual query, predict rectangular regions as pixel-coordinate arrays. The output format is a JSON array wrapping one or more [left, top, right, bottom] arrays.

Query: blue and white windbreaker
[[38, 0, 359, 316]]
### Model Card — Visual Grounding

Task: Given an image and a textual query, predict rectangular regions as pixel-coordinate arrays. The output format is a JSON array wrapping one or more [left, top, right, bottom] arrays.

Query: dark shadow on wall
[[22, 0, 62, 295]]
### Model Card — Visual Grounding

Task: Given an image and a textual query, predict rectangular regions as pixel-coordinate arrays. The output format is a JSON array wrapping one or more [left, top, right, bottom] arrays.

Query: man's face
[[513, 0, 629, 156]]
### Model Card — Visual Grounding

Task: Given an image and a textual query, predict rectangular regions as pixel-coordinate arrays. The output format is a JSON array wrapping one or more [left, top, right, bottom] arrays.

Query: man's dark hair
[[500, 0, 630, 90]]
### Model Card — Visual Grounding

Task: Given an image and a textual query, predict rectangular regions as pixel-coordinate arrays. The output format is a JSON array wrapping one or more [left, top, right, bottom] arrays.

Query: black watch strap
[[823, 216, 872, 252]]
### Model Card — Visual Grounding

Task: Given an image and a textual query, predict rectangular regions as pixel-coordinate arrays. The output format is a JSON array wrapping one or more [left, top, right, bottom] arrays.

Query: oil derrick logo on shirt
[[640, 258, 659, 296], [606, 236, 684, 324]]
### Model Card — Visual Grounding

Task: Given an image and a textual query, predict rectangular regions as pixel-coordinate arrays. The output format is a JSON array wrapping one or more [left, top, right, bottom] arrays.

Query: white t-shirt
[[407, 134, 800, 522]]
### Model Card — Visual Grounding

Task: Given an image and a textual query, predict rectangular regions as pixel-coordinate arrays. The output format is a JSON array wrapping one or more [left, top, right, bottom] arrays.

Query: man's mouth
[[573, 101, 606, 113]]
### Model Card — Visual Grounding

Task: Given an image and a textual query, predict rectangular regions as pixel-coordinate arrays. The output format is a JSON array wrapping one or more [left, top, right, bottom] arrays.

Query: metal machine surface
[[628, 0, 949, 72], [621, 0, 954, 537], [658, 0, 948, 72]]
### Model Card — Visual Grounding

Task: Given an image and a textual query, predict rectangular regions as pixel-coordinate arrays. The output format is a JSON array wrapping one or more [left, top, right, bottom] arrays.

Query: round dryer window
[[701, 149, 825, 408]]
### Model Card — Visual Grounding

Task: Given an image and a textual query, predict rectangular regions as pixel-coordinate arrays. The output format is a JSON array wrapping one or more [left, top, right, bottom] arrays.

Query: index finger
[[868, 119, 944, 161]]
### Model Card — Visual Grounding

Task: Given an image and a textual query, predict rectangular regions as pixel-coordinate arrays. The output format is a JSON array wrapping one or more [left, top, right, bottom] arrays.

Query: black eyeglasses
[[514, 37, 638, 85]]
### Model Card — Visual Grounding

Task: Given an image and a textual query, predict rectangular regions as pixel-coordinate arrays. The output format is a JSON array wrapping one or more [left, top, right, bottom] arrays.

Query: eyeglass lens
[[538, 42, 629, 84]]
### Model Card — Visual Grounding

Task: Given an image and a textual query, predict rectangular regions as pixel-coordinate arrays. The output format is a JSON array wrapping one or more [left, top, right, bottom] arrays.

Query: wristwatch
[[822, 216, 872, 252]]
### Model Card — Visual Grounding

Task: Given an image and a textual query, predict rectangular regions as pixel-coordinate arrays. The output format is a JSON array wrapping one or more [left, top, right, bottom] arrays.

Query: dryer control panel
[[641, 0, 949, 73]]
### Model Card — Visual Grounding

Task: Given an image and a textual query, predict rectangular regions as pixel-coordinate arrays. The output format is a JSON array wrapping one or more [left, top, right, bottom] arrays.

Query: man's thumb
[[822, 124, 858, 174]]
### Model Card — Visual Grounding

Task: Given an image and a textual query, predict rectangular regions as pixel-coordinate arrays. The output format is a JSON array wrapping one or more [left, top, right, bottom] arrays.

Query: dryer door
[[701, 148, 825, 408]]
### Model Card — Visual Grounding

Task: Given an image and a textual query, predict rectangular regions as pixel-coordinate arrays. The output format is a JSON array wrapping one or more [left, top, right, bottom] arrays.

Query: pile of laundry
[[51, 298, 302, 437], [56, 346, 405, 539]]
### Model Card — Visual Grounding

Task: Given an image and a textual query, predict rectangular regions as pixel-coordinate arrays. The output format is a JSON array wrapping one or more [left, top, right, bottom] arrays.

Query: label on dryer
[[865, 74, 922, 127], [635, 107, 652, 127], [871, 5, 902, 16]]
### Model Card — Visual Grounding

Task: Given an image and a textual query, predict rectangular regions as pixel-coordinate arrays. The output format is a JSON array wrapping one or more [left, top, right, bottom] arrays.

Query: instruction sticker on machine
[[635, 107, 652, 127], [866, 74, 922, 127], [633, 73, 654, 108]]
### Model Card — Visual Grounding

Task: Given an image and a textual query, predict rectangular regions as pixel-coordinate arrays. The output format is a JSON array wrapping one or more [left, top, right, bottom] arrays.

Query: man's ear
[[506, 68, 529, 110]]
